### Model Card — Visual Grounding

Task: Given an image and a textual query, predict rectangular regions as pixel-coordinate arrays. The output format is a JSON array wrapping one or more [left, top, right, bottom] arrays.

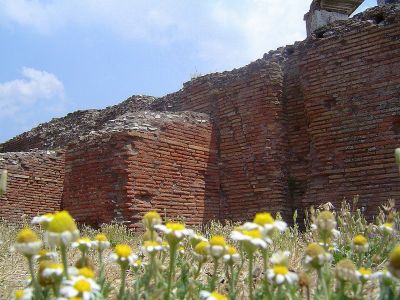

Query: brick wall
[[156, 60, 291, 221], [0, 151, 64, 222], [1, 6, 399, 225], [62, 116, 220, 229], [285, 16, 400, 218]]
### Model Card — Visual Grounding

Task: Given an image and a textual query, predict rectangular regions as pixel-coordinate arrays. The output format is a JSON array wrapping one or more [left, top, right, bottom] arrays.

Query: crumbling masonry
[[1, 5, 400, 229]]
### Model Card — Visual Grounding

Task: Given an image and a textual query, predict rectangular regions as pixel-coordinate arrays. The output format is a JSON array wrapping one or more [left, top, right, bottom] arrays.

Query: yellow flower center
[[166, 222, 185, 231], [242, 229, 262, 239], [358, 267, 372, 276], [16, 228, 39, 243], [389, 245, 400, 269], [210, 292, 228, 300], [144, 241, 161, 247], [47, 211, 77, 233], [78, 237, 91, 244], [74, 279, 91, 292], [134, 259, 142, 266], [38, 249, 48, 256], [115, 244, 132, 258], [273, 265, 289, 275], [305, 243, 325, 257], [143, 211, 161, 222], [95, 233, 108, 242], [48, 262, 63, 270], [79, 267, 95, 278], [195, 241, 209, 256], [254, 213, 274, 225], [210, 236, 226, 247], [15, 290, 25, 300], [227, 246, 237, 255], [353, 234, 367, 246], [384, 223, 393, 229]]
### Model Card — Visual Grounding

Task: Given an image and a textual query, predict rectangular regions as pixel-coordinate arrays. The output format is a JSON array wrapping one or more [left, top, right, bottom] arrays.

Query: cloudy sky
[[0, 0, 376, 142]]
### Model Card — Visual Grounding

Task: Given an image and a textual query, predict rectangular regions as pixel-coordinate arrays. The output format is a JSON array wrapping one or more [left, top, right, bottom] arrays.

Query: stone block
[[304, 9, 348, 36]]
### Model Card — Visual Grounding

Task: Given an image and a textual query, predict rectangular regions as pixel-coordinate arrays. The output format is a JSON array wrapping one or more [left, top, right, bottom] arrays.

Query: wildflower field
[[0, 152, 400, 300]]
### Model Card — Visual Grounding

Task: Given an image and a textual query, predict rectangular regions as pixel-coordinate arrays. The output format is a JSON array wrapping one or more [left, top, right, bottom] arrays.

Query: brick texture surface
[[285, 18, 400, 218], [62, 117, 220, 229], [0, 151, 64, 222]]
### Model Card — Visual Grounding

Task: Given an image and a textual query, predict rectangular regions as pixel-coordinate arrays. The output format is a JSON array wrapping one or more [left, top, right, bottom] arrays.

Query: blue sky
[[0, 0, 376, 142]]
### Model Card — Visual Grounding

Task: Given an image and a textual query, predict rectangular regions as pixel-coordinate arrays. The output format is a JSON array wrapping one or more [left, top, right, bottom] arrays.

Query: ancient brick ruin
[[1, 5, 400, 229]]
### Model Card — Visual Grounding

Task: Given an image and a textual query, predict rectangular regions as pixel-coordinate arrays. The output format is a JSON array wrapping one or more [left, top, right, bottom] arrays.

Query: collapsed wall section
[[62, 112, 220, 229], [285, 8, 400, 217], [0, 151, 64, 222]]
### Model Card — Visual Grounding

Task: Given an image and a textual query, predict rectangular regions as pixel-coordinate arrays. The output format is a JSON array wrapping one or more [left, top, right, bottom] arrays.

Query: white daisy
[[253, 213, 287, 236], [45, 211, 80, 247], [352, 235, 369, 253], [72, 237, 93, 252], [142, 241, 165, 254], [304, 243, 332, 270], [266, 265, 298, 285], [223, 246, 240, 264], [41, 262, 64, 278], [208, 236, 227, 259], [190, 233, 208, 248], [15, 228, 42, 257], [270, 251, 290, 266], [200, 290, 228, 300], [92, 233, 111, 251], [110, 244, 138, 266], [380, 223, 395, 234], [154, 223, 192, 245], [32, 213, 54, 226], [356, 267, 376, 283], [231, 227, 268, 253], [14, 288, 33, 300], [33, 249, 58, 262], [60, 275, 100, 300], [193, 241, 209, 262]]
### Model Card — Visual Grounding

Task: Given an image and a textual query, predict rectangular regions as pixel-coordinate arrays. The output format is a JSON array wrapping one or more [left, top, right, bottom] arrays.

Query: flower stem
[[60, 244, 68, 278], [166, 243, 177, 300], [28, 256, 43, 300], [318, 268, 329, 300], [118, 266, 127, 299], [81, 250, 86, 267], [248, 253, 254, 300], [98, 250, 104, 280], [194, 261, 203, 280], [229, 263, 236, 300], [262, 250, 271, 298], [210, 257, 219, 291]]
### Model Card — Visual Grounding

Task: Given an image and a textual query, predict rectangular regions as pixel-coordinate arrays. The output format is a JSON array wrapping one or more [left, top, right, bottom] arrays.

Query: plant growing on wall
[[0, 169, 7, 196]]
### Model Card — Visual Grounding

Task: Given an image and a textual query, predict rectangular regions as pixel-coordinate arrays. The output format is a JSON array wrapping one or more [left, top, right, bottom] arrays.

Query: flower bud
[[388, 245, 400, 278], [335, 259, 358, 283]]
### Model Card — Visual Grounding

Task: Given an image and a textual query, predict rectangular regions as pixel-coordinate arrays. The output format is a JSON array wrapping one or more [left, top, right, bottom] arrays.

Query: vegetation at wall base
[[0, 198, 398, 300]]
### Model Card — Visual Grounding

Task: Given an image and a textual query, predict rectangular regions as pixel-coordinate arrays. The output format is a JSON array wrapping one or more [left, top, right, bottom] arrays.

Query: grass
[[1, 197, 399, 299]]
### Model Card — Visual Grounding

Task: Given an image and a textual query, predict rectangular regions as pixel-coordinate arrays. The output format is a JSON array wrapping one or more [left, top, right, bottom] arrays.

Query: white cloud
[[0, 0, 310, 69], [0, 67, 65, 117]]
